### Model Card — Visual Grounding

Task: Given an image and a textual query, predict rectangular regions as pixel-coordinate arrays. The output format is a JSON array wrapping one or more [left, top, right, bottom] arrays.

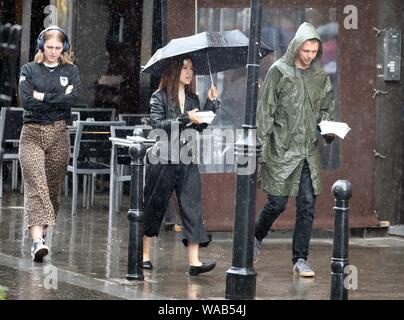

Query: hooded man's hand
[[323, 134, 335, 144]]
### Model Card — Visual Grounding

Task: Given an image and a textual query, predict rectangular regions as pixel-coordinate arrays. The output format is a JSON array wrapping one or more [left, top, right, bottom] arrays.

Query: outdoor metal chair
[[67, 120, 125, 215], [0, 107, 23, 197], [71, 107, 117, 122], [118, 113, 150, 126], [63, 111, 81, 196]]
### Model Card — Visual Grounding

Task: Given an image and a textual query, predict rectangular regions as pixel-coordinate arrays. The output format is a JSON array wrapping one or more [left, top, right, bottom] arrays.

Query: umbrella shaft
[[206, 52, 214, 86]]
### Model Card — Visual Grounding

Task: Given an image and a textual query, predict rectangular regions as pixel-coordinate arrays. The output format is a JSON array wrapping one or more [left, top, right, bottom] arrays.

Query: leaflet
[[318, 120, 351, 139]]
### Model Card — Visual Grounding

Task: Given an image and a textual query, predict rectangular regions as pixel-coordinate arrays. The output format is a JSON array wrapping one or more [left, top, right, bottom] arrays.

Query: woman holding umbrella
[[143, 55, 218, 276]]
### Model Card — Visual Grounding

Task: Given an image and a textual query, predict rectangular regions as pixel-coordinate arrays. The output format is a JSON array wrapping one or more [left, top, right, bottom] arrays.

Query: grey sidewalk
[[1, 192, 404, 300]]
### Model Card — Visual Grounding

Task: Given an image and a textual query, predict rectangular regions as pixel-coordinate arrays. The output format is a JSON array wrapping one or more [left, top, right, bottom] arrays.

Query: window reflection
[[196, 5, 340, 172], [54, 0, 69, 30], [62, 0, 143, 115]]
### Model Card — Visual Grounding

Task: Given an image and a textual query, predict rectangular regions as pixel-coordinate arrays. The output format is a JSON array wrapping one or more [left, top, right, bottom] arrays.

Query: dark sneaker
[[253, 238, 262, 264], [293, 258, 315, 277], [143, 261, 153, 270], [31, 239, 49, 262], [189, 261, 216, 276]]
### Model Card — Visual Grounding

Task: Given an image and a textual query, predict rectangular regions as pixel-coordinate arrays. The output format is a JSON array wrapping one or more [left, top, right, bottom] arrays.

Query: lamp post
[[225, 0, 262, 300]]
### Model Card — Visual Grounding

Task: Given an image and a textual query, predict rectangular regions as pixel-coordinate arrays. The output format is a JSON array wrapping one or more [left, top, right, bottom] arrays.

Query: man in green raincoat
[[253, 22, 336, 277]]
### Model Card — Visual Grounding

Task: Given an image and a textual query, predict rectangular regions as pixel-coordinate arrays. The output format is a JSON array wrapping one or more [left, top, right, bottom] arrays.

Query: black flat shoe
[[143, 261, 153, 270], [189, 261, 216, 276]]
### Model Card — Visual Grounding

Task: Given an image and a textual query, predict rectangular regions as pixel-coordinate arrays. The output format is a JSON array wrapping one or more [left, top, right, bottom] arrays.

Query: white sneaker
[[293, 258, 315, 277], [253, 238, 262, 264], [31, 239, 49, 262]]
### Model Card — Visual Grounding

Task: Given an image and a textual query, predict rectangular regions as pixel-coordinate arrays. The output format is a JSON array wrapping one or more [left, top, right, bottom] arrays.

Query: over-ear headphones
[[36, 25, 70, 52]]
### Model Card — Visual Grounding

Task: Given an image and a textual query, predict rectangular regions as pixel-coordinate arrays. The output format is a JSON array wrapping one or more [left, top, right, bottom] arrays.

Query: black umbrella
[[141, 29, 272, 84]]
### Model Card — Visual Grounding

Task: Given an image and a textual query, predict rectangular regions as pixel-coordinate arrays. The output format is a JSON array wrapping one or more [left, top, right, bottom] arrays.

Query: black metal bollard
[[126, 138, 147, 281], [330, 180, 352, 300]]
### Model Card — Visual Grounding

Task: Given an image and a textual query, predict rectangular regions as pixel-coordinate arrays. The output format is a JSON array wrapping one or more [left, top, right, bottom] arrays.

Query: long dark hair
[[158, 55, 194, 107]]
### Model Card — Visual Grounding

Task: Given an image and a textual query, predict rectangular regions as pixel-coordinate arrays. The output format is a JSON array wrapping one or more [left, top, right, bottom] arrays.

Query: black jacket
[[18, 61, 80, 124], [150, 88, 219, 133], [149, 88, 219, 162]]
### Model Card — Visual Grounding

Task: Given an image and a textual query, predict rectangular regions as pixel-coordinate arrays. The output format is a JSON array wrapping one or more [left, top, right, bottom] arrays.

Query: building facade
[[1, 0, 403, 230]]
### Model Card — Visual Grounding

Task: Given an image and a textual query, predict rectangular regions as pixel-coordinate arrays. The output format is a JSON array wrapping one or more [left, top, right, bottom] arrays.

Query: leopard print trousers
[[19, 120, 70, 230]]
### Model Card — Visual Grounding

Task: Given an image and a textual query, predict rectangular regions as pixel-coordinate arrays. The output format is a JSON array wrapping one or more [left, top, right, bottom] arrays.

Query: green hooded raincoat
[[257, 22, 336, 196]]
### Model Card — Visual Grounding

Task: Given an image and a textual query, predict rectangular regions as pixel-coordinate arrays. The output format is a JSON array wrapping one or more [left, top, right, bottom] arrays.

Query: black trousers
[[143, 162, 210, 247], [255, 160, 316, 264]]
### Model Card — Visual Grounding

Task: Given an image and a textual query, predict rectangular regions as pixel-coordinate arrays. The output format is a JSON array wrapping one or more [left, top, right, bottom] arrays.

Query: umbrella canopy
[[141, 29, 273, 77]]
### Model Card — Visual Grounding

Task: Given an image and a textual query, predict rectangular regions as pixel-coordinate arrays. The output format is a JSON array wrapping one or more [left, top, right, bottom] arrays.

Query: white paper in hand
[[195, 111, 215, 124], [318, 120, 351, 139]]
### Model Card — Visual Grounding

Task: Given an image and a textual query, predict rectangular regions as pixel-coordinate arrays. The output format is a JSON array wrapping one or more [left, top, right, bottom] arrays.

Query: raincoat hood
[[281, 22, 323, 67]]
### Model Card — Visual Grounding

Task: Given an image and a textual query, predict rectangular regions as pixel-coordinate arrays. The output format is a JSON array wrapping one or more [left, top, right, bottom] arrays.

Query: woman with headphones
[[18, 25, 80, 262]]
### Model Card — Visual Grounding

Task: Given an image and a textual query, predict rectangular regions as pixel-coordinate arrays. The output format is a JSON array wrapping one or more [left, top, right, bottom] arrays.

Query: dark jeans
[[255, 160, 316, 264]]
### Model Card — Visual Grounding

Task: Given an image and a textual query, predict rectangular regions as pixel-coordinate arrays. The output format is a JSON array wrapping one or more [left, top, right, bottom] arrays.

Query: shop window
[[196, 5, 340, 172]]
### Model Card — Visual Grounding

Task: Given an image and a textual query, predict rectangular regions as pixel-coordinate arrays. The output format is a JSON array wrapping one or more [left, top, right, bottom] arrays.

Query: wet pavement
[[1, 191, 404, 301]]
